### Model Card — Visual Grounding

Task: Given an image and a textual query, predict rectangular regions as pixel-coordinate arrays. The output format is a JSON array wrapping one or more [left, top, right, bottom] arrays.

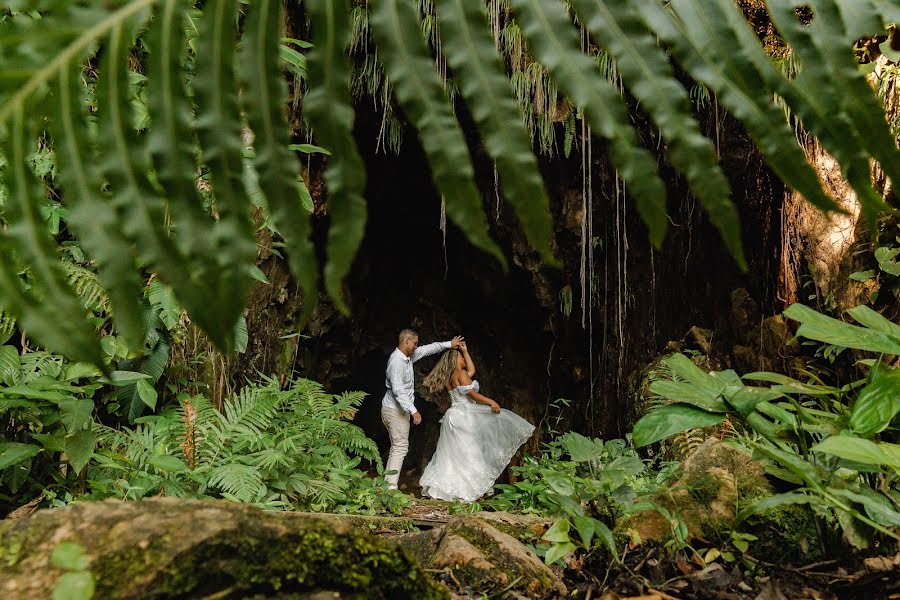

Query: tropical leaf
[[305, 0, 367, 314], [784, 303, 900, 354], [510, 0, 668, 246], [632, 404, 725, 448], [434, 0, 555, 264], [239, 0, 318, 325], [369, 0, 506, 267], [572, 0, 744, 267]]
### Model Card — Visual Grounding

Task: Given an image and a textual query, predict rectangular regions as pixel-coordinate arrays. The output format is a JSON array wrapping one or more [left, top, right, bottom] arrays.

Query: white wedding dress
[[420, 380, 535, 502]]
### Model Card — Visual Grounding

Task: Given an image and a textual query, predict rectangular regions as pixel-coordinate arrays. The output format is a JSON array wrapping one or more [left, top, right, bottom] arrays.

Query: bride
[[419, 342, 535, 502]]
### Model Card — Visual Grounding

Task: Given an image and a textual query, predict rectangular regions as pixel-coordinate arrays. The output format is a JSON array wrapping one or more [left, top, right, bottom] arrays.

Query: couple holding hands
[[381, 330, 534, 502]]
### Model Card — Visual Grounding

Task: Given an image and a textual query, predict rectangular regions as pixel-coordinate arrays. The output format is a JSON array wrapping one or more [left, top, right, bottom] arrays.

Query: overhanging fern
[[0, 0, 898, 367]]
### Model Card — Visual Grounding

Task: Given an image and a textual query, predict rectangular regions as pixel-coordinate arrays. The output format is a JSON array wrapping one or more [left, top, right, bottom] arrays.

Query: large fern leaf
[[572, 0, 745, 268], [509, 0, 668, 246], [305, 0, 368, 314], [239, 0, 318, 326], [433, 0, 555, 265]]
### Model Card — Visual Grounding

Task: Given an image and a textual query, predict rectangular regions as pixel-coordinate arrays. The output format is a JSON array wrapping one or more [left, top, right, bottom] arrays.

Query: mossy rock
[[0, 498, 446, 599], [395, 515, 566, 599]]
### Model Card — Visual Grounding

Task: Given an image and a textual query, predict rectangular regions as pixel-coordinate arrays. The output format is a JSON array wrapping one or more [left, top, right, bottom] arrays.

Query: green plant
[[88, 377, 408, 515], [2, 1, 897, 368], [484, 432, 678, 564], [633, 303, 900, 549]]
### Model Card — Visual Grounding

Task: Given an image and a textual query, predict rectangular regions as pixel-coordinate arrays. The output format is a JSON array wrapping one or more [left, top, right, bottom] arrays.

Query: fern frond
[[371, 0, 511, 270], [305, 0, 368, 314], [765, 0, 892, 225], [638, 0, 836, 217], [207, 462, 265, 502], [193, 0, 256, 350], [1, 107, 105, 368], [573, 0, 745, 268], [240, 0, 318, 326], [50, 63, 144, 347], [434, 0, 555, 265], [60, 262, 110, 315], [510, 0, 669, 247]]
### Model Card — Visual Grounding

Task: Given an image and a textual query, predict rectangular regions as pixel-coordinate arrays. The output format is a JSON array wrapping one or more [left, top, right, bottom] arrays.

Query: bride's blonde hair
[[423, 349, 459, 395]]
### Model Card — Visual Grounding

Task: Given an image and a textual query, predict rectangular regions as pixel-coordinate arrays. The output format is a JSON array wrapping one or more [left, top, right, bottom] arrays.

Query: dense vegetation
[[0, 0, 898, 598]]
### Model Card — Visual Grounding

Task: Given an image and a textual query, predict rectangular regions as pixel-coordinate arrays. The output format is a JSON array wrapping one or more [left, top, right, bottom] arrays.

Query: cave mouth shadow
[[326, 120, 553, 493]]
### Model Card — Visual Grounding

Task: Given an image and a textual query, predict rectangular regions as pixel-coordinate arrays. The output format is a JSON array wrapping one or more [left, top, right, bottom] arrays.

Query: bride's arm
[[460, 344, 476, 377], [457, 371, 500, 413]]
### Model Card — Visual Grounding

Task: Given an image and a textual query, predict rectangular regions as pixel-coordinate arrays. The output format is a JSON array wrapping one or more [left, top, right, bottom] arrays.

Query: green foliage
[[483, 432, 678, 564], [633, 303, 900, 549], [2, 2, 896, 367], [89, 377, 407, 514]]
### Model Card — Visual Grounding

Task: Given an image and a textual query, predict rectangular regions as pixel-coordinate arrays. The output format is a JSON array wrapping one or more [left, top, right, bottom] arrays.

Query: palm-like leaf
[[0, 0, 897, 366]]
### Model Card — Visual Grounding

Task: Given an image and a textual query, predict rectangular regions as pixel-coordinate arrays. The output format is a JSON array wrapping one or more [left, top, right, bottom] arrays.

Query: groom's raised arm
[[411, 335, 462, 363]]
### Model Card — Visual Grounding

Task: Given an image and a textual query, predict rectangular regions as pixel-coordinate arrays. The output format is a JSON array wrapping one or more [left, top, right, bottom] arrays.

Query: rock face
[[394, 514, 566, 599], [618, 438, 771, 543], [0, 498, 446, 600]]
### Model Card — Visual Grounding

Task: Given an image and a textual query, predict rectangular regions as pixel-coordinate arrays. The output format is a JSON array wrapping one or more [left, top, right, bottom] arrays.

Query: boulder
[[394, 514, 566, 599], [0, 498, 445, 600]]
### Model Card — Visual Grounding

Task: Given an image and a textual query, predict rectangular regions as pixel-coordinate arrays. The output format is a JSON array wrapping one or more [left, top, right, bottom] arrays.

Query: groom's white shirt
[[382, 341, 451, 414]]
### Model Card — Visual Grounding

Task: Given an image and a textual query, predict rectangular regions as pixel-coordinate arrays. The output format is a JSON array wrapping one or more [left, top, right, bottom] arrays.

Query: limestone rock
[[395, 515, 566, 599], [0, 498, 445, 600]]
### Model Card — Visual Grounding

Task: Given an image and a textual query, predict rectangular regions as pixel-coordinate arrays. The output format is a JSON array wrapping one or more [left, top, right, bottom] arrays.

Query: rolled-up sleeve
[[387, 358, 417, 414], [411, 341, 451, 363]]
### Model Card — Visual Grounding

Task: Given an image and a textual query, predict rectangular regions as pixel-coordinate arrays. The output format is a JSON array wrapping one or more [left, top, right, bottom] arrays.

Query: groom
[[382, 329, 463, 490]]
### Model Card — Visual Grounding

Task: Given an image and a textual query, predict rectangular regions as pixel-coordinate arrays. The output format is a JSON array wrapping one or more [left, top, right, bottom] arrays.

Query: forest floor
[[394, 498, 900, 600]]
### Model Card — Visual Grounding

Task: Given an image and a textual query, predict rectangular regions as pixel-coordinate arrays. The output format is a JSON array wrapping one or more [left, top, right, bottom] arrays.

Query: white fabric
[[420, 380, 535, 502], [382, 341, 450, 414], [381, 405, 410, 489]]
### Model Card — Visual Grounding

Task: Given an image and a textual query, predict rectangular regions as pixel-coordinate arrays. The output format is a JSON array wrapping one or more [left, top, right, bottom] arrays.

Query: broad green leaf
[[233, 316, 249, 354], [829, 487, 900, 527], [306, 0, 368, 314], [544, 541, 576, 565], [662, 354, 722, 393], [849, 363, 900, 437], [755, 401, 798, 429], [59, 398, 94, 433], [559, 432, 601, 462], [0, 345, 19, 385], [65, 428, 94, 474], [64, 362, 101, 381], [591, 518, 617, 559], [784, 303, 900, 354], [752, 443, 823, 490], [812, 435, 898, 469], [0, 442, 41, 470], [546, 474, 576, 496], [846, 305, 900, 338], [148, 454, 188, 472], [135, 379, 158, 410], [510, 0, 669, 246], [649, 380, 728, 412], [835, 507, 871, 549], [723, 386, 784, 417], [542, 518, 572, 543], [632, 404, 725, 447], [849, 270, 876, 282], [572, 515, 595, 548], [743, 371, 840, 396], [52, 572, 94, 600], [240, 0, 318, 326], [288, 144, 330, 155], [51, 542, 90, 571], [638, 1, 835, 215], [193, 0, 256, 350], [572, 0, 744, 268], [737, 491, 825, 522], [51, 62, 144, 349], [370, 0, 506, 269], [434, 0, 555, 265], [106, 371, 152, 386], [31, 431, 66, 453], [0, 386, 68, 402]]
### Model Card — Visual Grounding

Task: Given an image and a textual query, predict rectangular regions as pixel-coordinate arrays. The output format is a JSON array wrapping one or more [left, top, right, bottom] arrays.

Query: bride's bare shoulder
[[452, 369, 473, 386]]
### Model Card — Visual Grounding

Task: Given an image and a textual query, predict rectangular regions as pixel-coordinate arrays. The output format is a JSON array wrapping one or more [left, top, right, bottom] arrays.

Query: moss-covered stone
[[0, 498, 446, 599]]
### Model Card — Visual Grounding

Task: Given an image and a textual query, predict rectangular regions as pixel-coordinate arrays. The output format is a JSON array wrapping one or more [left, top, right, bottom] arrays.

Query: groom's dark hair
[[398, 329, 418, 344]]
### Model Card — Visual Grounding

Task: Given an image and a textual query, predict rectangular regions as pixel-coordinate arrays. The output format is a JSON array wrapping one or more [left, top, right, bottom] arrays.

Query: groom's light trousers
[[381, 405, 410, 490]]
